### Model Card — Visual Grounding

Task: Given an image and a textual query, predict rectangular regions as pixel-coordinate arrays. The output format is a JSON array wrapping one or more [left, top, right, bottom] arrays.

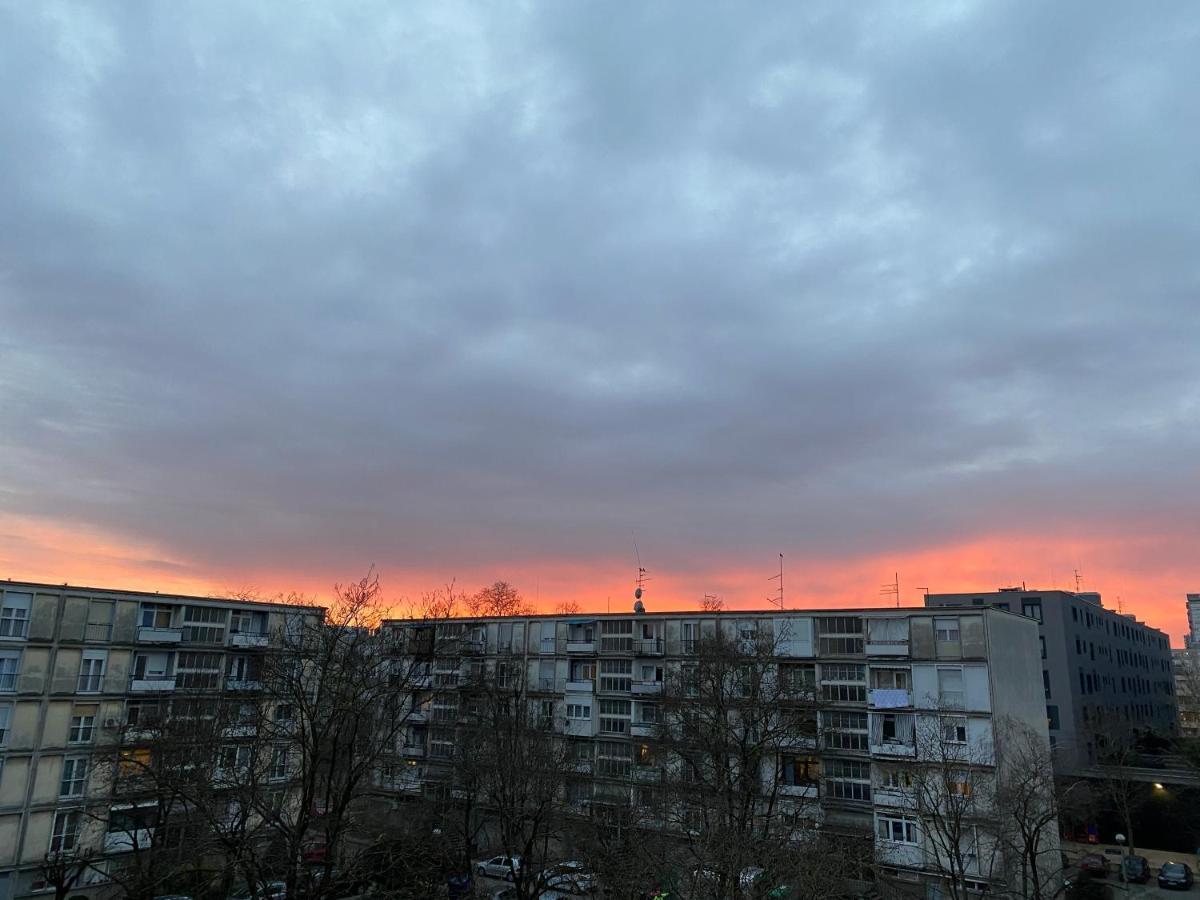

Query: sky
[[0, 2, 1197, 639]]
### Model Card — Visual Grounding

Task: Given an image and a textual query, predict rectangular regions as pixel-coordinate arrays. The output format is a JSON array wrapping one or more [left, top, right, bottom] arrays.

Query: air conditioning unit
[[103, 717, 123, 729]]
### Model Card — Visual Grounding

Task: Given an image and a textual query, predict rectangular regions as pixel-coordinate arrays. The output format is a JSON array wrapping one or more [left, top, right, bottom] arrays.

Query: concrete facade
[[0, 580, 322, 900], [925, 589, 1177, 773], [381, 605, 1056, 898]]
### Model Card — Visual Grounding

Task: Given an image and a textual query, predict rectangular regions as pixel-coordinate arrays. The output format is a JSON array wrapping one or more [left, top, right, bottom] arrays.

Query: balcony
[[565, 679, 594, 693], [865, 640, 909, 657], [566, 640, 597, 654], [565, 718, 595, 738], [401, 745, 427, 758], [460, 639, 485, 655], [631, 721, 656, 738], [129, 678, 176, 693], [870, 740, 916, 758], [410, 672, 433, 689], [632, 766, 662, 783], [778, 782, 818, 799], [408, 708, 429, 723], [530, 678, 557, 693], [223, 724, 257, 738], [635, 637, 665, 656], [868, 689, 912, 709], [874, 787, 915, 809], [137, 626, 182, 644], [105, 828, 154, 853], [631, 680, 663, 696], [225, 678, 263, 692], [876, 842, 923, 868], [229, 631, 269, 649]]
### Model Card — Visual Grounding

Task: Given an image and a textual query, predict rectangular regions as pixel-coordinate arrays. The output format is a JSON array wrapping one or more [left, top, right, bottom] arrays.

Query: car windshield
[[1163, 863, 1187, 874]]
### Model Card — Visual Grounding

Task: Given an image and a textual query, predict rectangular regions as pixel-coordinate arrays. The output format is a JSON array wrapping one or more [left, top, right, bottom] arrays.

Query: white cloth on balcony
[[870, 689, 910, 709]]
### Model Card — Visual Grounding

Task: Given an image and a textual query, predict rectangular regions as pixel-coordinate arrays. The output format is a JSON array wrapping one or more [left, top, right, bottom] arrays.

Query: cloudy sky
[[1, 2, 1197, 636]]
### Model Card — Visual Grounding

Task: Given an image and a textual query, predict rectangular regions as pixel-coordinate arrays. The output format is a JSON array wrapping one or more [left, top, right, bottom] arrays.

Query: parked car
[[477, 856, 523, 881], [1158, 861, 1194, 890], [1078, 854, 1110, 878], [227, 882, 287, 900], [1118, 854, 1151, 884], [541, 860, 598, 893]]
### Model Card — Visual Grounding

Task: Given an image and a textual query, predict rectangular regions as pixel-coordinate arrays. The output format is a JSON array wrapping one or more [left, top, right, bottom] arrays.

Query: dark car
[[1079, 854, 1111, 878], [1158, 861, 1194, 890], [1118, 855, 1151, 884]]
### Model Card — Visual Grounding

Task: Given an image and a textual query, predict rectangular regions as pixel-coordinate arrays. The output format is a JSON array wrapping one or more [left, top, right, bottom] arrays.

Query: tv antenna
[[1074, 568, 1084, 592], [881, 572, 900, 608], [632, 533, 649, 601], [767, 553, 784, 610]]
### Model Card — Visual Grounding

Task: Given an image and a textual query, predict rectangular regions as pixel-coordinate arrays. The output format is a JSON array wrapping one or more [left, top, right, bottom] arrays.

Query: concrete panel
[[32, 755, 61, 804], [50, 648, 81, 695], [910, 618, 934, 659], [961, 616, 986, 658], [8, 703, 40, 750], [112, 600, 138, 643], [0, 814, 19, 865], [103, 650, 130, 694], [964, 665, 991, 712], [19, 647, 49, 694], [20, 810, 54, 863], [29, 594, 58, 641], [60, 597, 89, 642], [43, 701, 72, 748], [0, 757, 30, 806]]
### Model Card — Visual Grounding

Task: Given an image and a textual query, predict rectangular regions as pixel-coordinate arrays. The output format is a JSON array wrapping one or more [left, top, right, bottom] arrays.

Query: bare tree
[[468, 581, 533, 617], [38, 850, 95, 900], [554, 599, 582, 615], [644, 626, 830, 899], [993, 716, 1074, 900], [902, 710, 1001, 900], [700, 594, 724, 613]]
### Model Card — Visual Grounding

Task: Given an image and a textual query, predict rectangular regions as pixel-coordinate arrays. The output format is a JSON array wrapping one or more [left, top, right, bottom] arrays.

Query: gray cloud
[[1, 1, 1198, 586]]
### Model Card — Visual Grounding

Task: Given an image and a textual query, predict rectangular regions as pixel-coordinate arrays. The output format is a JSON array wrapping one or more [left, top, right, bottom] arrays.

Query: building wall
[[0, 581, 323, 898], [382, 605, 1052, 897], [926, 590, 1177, 772]]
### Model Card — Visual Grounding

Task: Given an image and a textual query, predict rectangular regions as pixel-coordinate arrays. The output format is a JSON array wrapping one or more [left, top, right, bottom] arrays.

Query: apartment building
[[925, 589, 1177, 773], [0, 580, 323, 900], [380, 605, 1054, 898]]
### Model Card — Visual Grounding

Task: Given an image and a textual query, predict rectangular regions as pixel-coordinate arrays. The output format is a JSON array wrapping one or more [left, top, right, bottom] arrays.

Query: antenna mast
[[768, 553, 784, 610], [881, 572, 900, 608], [632, 533, 649, 602], [1074, 568, 1083, 592]]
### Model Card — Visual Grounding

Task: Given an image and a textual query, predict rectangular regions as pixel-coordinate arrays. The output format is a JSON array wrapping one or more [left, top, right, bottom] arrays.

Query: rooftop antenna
[[632, 533, 649, 602], [916, 586, 929, 604], [768, 553, 784, 610], [1074, 568, 1084, 592], [881, 572, 900, 608]]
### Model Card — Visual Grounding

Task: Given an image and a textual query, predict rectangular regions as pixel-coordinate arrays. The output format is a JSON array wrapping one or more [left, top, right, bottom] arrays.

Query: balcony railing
[[631, 680, 663, 696], [137, 626, 182, 644], [129, 678, 176, 693], [566, 640, 597, 654], [105, 828, 154, 853], [225, 678, 263, 692], [635, 637, 665, 656], [565, 679, 594, 693], [229, 632, 269, 649], [631, 721, 656, 738]]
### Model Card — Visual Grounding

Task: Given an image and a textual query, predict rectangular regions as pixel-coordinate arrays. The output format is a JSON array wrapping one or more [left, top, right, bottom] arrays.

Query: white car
[[542, 860, 597, 893], [477, 855, 522, 881]]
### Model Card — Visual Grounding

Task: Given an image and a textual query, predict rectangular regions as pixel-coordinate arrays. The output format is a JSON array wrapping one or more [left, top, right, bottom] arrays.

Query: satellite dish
[[634, 599, 645, 614], [635, 587, 643, 599]]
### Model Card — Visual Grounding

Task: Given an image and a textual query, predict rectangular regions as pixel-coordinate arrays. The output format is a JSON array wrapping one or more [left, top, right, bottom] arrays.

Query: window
[[0, 651, 18, 691], [817, 617, 864, 655], [824, 759, 871, 802], [219, 744, 253, 771], [1040, 636, 1046, 659], [600, 620, 634, 653], [270, 746, 288, 780], [820, 663, 866, 703], [877, 712, 914, 745], [1043, 670, 1051, 699], [595, 740, 632, 777], [937, 668, 964, 708], [599, 699, 631, 734], [78, 651, 107, 693], [599, 659, 632, 692], [60, 756, 89, 797], [230, 609, 264, 635], [176, 652, 222, 689], [227, 655, 260, 683], [779, 662, 816, 695], [870, 668, 910, 690], [948, 774, 973, 797], [140, 603, 174, 629], [566, 703, 591, 720], [779, 754, 819, 786], [1047, 705, 1060, 730], [934, 618, 961, 643], [867, 618, 909, 644], [877, 815, 919, 844], [50, 810, 81, 852], [182, 606, 228, 643], [275, 703, 295, 723], [86, 600, 114, 642], [1022, 599, 1043, 623], [0, 703, 11, 744], [69, 708, 97, 743], [133, 652, 171, 680], [638, 703, 659, 724], [570, 660, 596, 682], [878, 766, 913, 791], [941, 716, 968, 744], [125, 699, 163, 728], [823, 711, 868, 750], [681, 622, 699, 654], [0, 592, 31, 638]]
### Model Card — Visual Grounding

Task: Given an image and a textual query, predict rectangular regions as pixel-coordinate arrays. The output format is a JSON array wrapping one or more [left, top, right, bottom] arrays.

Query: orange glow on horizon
[[0, 511, 1193, 643]]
